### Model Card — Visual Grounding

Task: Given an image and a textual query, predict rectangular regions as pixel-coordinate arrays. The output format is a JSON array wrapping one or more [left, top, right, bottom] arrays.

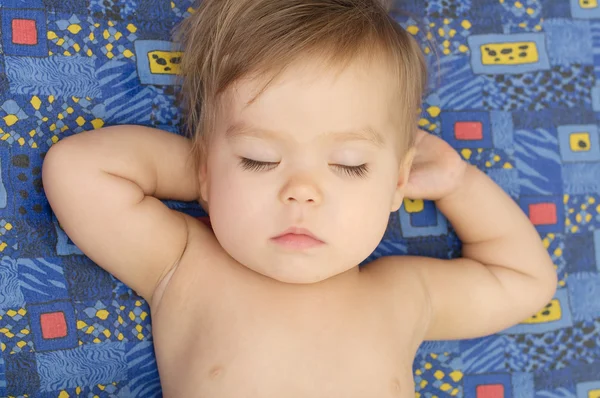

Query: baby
[[42, 0, 557, 396]]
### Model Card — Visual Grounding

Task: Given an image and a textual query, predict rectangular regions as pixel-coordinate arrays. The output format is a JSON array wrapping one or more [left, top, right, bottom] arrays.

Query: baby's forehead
[[224, 60, 401, 115], [212, 44, 411, 111]]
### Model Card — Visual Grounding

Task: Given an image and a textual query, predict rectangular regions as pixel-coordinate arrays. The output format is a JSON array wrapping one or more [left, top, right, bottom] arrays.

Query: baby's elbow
[[43, 139, 70, 174], [42, 140, 79, 198], [545, 267, 558, 298], [535, 257, 558, 308]]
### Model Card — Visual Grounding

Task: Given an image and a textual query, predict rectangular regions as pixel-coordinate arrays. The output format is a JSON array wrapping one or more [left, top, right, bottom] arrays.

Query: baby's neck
[[250, 264, 363, 307]]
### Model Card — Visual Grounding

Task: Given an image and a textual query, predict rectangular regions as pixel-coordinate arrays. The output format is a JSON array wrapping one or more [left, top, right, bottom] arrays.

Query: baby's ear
[[390, 146, 416, 212]]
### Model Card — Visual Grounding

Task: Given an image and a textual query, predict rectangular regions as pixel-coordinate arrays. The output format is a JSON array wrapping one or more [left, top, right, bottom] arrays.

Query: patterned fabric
[[0, 0, 598, 396]]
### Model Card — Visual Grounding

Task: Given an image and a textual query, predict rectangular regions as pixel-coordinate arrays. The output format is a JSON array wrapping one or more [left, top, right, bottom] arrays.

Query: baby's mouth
[[271, 227, 325, 250]]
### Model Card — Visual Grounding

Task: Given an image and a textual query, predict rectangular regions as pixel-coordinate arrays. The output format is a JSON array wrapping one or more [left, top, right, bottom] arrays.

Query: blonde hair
[[172, 0, 427, 164]]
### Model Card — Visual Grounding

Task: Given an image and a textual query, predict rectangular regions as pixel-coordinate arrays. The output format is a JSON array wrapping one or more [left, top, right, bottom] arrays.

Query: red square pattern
[[455, 121, 483, 140], [40, 311, 67, 339], [476, 384, 505, 398], [12, 19, 38, 45], [528, 203, 558, 225]]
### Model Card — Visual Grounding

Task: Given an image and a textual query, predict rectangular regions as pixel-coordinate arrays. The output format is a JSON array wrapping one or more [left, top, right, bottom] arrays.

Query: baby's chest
[[153, 296, 417, 398]]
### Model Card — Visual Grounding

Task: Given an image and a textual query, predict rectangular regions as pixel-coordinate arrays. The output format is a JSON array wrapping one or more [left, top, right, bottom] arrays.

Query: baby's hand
[[404, 130, 467, 201]]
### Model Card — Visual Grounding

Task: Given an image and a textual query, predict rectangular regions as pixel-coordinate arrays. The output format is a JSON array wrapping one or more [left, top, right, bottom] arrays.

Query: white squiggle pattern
[[5, 55, 101, 97], [36, 343, 127, 392], [0, 256, 25, 309]]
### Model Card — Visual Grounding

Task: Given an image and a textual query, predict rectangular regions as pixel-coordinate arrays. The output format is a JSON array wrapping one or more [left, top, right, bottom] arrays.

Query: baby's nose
[[279, 174, 323, 205]]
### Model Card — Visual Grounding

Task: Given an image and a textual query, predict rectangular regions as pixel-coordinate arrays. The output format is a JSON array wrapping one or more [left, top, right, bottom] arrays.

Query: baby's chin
[[242, 261, 355, 285]]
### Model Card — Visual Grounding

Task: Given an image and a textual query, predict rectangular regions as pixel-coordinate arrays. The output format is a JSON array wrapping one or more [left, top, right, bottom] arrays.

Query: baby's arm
[[42, 125, 201, 303], [421, 165, 557, 339], [375, 132, 557, 341]]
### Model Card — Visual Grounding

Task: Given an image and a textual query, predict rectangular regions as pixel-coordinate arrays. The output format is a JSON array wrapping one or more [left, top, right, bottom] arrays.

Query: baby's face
[[201, 57, 410, 284]]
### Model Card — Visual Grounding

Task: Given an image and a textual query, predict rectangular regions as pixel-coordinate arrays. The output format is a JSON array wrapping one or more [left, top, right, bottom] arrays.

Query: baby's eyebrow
[[226, 122, 385, 147]]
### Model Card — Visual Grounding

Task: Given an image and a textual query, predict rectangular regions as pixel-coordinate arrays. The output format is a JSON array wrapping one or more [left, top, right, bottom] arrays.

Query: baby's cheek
[[353, 185, 393, 235]]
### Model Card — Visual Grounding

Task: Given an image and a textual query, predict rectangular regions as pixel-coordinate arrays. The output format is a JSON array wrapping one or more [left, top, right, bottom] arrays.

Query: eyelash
[[334, 164, 369, 178], [239, 158, 369, 178], [239, 158, 279, 172]]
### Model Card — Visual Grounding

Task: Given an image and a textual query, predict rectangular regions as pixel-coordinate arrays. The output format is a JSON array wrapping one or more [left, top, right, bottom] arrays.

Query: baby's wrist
[[435, 161, 473, 205]]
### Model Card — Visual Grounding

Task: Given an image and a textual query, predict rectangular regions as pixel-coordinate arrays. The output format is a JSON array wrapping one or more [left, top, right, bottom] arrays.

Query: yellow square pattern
[[522, 299, 562, 324], [569, 132, 591, 152], [580, 0, 598, 9], [481, 42, 539, 65], [404, 199, 425, 213], [588, 389, 600, 398], [148, 51, 183, 75]]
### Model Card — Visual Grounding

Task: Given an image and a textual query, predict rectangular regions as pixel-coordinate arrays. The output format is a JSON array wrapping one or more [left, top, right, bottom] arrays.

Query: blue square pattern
[[541, 0, 572, 18], [563, 163, 600, 195], [558, 124, 600, 162], [441, 111, 493, 149], [408, 200, 438, 228], [564, 233, 598, 274], [27, 300, 78, 352], [577, 381, 600, 398], [566, 272, 600, 321], [1, 8, 48, 57], [487, 168, 520, 199], [518, 195, 566, 234], [467, 33, 551, 75], [399, 200, 448, 238], [544, 19, 593, 66], [134, 40, 182, 86], [571, 0, 600, 19]]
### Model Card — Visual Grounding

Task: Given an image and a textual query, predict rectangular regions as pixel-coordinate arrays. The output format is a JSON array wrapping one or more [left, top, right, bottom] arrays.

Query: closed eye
[[239, 158, 368, 178], [239, 157, 279, 172], [331, 164, 369, 178]]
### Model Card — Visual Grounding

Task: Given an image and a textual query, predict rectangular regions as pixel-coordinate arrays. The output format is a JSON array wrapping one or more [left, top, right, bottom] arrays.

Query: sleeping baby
[[42, 0, 557, 396]]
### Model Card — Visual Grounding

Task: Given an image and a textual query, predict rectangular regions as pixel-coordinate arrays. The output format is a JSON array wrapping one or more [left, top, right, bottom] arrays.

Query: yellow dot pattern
[[0, 95, 105, 148], [406, 18, 471, 57], [75, 299, 151, 344], [47, 17, 138, 60], [414, 352, 462, 396], [0, 308, 33, 354], [498, 0, 544, 32], [566, 194, 600, 234]]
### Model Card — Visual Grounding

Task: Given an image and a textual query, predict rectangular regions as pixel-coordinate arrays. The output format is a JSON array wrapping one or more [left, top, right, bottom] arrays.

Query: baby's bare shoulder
[[360, 257, 431, 345], [362, 255, 428, 295], [151, 215, 231, 312]]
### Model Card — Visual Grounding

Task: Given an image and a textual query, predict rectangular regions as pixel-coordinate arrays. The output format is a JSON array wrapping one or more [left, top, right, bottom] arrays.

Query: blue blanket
[[0, 0, 598, 396]]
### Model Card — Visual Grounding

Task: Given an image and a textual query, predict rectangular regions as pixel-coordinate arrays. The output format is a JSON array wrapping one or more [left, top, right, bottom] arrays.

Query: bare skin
[[42, 58, 557, 396], [151, 220, 425, 397]]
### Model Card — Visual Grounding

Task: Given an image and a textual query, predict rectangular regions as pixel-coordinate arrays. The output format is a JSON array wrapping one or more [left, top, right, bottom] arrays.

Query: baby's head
[[174, 0, 426, 284]]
